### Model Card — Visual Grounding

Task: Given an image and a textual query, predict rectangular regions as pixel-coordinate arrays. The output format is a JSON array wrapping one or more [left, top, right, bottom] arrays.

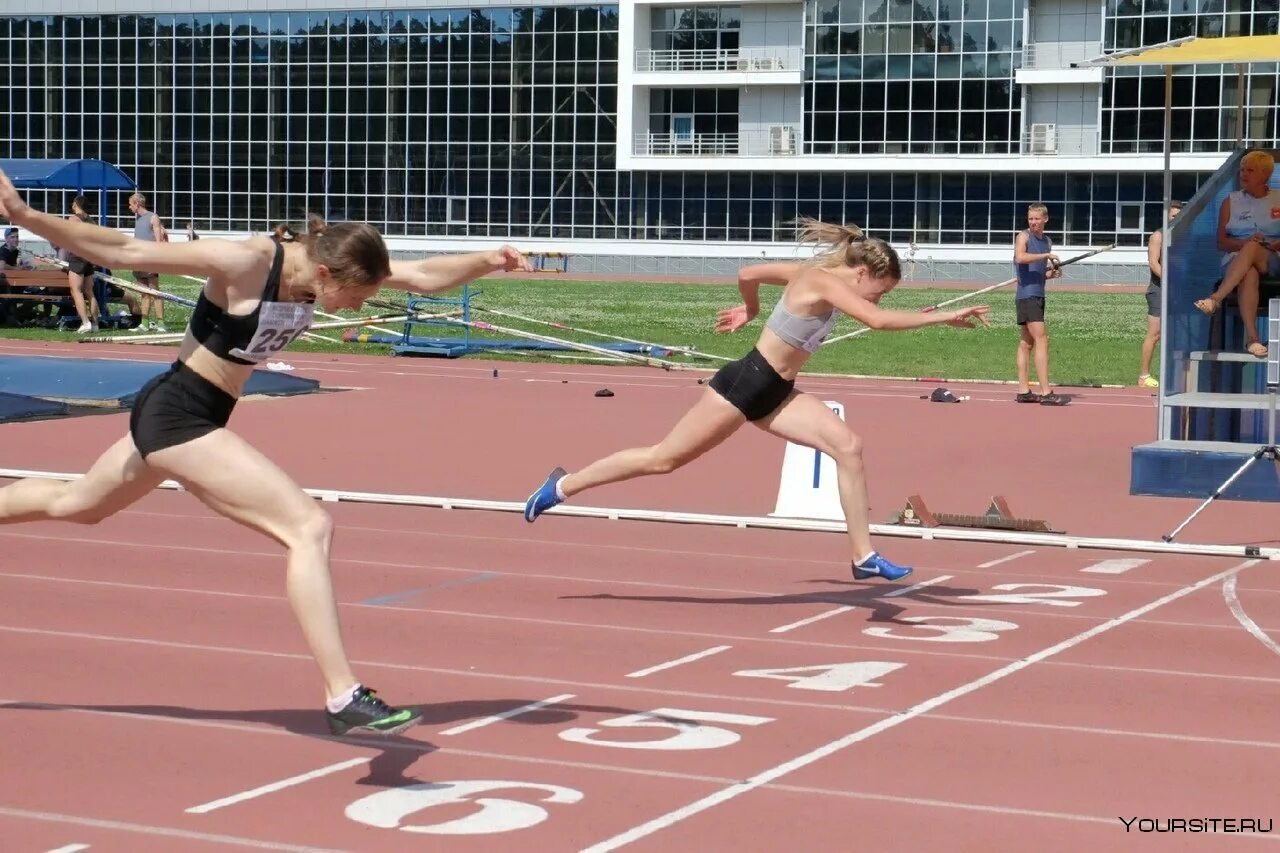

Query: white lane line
[[185, 757, 371, 814], [580, 560, 1258, 852], [1081, 558, 1149, 575], [439, 694, 576, 736], [626, 646, 732, 678], [977, 550, 1035, 569], [0, 806, 341, 852], [45, 845, 91, 853], [768, 606, 855, 634], [883, 575, 954, 598], [1224, 574, 1280, 658]]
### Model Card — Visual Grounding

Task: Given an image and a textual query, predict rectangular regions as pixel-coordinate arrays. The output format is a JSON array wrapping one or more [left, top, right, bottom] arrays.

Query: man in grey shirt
[[128, 193, 168, 332]]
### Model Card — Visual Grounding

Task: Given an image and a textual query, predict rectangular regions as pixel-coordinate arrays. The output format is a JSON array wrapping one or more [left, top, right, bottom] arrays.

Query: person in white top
[[1194, 150, 1280, 358]]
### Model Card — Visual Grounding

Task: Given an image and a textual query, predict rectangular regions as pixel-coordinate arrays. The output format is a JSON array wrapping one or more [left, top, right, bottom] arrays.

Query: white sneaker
[[153, 323, 168, 333], [76, 321, 93, 334]]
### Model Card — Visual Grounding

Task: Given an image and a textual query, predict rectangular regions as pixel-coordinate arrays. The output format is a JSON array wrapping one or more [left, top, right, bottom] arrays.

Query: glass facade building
[[0, 0, 1275, 253]]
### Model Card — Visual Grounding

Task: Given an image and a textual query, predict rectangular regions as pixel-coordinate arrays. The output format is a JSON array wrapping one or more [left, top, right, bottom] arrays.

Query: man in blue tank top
[[1013, 203, 1067, 405], [128, 193, 167, 332]]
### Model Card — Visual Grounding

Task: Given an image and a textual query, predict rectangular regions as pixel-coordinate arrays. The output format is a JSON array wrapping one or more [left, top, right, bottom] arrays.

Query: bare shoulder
[[789, 264, 845, 302], [209, 237, 279, 294]]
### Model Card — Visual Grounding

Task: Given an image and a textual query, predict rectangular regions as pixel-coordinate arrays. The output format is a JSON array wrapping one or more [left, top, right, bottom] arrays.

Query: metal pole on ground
[[471, 304, 730, 362]]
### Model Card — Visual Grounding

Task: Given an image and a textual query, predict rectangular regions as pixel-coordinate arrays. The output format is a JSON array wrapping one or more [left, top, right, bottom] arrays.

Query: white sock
[[554, 476, 567, 500], [856, 551, 877, 566], [326, 683, 361, 713]]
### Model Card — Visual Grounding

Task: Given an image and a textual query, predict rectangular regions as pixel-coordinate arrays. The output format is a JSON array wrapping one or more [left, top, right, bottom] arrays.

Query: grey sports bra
[[765, 298, 840, 353]]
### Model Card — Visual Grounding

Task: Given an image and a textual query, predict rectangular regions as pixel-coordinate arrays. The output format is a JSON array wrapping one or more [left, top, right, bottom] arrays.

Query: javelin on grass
[[470, 304, 730, 362], [367, 297, 691, 370], [440, 316, 693, 370], [819, 243, 1118, 348]]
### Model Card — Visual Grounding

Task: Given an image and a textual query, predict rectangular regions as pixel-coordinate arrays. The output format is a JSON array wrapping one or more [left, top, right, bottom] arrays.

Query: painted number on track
[[865, 615, 1019, 643], [733, 662, 906, 692], [960, 584, 1108, 608], [559, 707, 774, 751], [345, 780, 583, 835]]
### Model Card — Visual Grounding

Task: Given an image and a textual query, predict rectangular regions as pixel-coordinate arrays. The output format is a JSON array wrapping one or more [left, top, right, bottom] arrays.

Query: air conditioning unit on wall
[[1029, 123, 1057, 153], [770, 125, 796, 154]]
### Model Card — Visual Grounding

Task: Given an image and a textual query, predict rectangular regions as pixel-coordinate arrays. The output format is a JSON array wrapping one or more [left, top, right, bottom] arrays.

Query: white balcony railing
[[1022, 124, 1102, 156], [635, 128, 801, 157], [1022, 40, 1103, 69], [635, 46, 804, 73]]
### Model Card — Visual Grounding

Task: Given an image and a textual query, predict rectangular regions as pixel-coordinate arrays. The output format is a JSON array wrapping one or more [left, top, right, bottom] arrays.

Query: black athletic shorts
[[66, 256, 95, 277], [1016, 296, 1046, 326], [129, 360, 237, 459], [707, 347, 795, 421], [1145, 284, 1161, 317]]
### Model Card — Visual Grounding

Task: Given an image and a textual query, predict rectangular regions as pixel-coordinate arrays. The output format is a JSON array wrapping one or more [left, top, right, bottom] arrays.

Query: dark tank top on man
[[1015, 229, 1051, 300]]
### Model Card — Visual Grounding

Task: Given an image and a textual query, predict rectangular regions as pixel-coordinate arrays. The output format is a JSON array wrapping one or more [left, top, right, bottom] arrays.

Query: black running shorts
[[707, 347, 795, 421], [1016, 296, 1046, 326], [129, 360, 237, 458]]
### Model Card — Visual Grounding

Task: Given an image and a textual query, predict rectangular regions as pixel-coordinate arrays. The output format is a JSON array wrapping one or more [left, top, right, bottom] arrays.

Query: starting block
[[888, 494, 1062, 534]]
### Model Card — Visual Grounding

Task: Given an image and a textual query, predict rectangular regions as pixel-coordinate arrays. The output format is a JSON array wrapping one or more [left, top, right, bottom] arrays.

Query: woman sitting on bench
[[1195, 150, 1280, 358]]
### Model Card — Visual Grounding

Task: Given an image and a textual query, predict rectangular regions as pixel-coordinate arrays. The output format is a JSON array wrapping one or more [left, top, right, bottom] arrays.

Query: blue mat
[[0, 355, 319, 406], [0, 391, 70, 423]]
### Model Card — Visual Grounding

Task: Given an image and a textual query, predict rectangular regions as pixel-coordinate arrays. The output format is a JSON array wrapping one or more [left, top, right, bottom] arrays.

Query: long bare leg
[[754, 393, 872, 558], [0, 435, 164, 524], [147, 430, 355, 699], [559, 389, 747, 497]]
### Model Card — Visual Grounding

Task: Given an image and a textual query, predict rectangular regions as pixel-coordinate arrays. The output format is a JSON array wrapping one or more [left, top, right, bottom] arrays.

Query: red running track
[[1, 339, 1278, 851]]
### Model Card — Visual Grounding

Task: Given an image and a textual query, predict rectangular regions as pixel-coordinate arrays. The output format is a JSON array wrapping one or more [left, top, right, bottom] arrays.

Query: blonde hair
[[1242, 150, 1275, 178], [794, 217, 901, 280], [1027, 203, 1049, 216], [129, 193, 147, 206]]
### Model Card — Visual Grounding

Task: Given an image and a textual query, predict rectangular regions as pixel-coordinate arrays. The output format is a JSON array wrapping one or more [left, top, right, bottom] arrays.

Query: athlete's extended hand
[[715, 303, 755, 333], [488, 244, 534, 273], [0, 170, 30, 223], [946, 305, 990, 329]]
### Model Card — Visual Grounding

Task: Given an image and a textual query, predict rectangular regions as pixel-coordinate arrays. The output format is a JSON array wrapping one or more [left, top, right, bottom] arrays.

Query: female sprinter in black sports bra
[[524, 219, 989, 583], [0, 170, 531, 736]]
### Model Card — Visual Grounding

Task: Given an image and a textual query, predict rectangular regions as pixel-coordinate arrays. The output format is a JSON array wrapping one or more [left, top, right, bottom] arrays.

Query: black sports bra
[[189, 243, 315, 365]]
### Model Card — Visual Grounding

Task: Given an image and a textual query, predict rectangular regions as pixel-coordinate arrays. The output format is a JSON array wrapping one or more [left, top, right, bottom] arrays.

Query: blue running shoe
[[852, 552, 913, 582], [524, 467, 567, 522]]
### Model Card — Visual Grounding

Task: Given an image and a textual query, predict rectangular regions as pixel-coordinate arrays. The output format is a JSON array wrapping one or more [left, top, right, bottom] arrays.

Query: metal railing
[[635, 46, 804, 73], [1021, 125, 1102, 156], [635, 129, 801, 157], [1022, 40, 1103, 69]]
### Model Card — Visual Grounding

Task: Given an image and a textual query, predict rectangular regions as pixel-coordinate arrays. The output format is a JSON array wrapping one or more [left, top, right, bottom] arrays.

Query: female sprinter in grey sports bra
[[0, 168, 532, 735], [524, 218, 989, 582]]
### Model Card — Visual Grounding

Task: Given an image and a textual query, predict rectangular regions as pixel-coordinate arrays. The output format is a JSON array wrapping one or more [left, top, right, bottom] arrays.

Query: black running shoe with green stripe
[[327, 686, 422, 736]]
